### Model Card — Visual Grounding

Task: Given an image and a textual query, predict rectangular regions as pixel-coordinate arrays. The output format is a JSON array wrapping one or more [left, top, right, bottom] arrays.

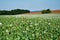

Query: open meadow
[[0, 14, 60, 40]]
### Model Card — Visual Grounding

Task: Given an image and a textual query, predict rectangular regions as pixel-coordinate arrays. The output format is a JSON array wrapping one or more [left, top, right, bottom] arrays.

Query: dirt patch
[[52, 10, 60, 13]]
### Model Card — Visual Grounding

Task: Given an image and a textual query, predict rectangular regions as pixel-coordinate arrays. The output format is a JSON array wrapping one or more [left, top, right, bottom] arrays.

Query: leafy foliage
[[41, 9, 51, 14], [0, 15, 60, 40], [0, 9, 30, 15]]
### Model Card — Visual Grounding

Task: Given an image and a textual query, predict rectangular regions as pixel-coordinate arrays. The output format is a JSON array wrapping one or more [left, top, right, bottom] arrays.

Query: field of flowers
[[0, 14, 60, 40]]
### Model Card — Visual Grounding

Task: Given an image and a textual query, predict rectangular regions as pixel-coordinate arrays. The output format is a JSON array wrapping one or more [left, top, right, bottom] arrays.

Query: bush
[[41, 9, 51, 14]]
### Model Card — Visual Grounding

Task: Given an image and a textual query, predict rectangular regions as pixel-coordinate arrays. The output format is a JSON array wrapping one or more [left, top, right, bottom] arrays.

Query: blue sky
[[0, 0, 60, 11]]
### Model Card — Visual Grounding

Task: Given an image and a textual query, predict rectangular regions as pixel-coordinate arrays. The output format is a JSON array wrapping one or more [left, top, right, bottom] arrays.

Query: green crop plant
[[0, 15, 60, 40]]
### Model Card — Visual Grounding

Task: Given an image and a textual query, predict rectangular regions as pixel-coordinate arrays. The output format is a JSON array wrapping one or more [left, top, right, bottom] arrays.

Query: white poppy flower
[[48, 23, 51, 25], [30, 25, 33, 27], [6, 29, 9, 32], [35, 23, 38, 26], [51, 35, 53, 38], [56, 28, 58, 30], [32, 34, 34, 37], [30, 22, 33, 25], [58, 25, 60, 27], [44, 31, 46, 33], [9, 24, 13, 26], [23, 31, 27, 33], [0, 22, 2, 26], [26, 27, 29, 30]]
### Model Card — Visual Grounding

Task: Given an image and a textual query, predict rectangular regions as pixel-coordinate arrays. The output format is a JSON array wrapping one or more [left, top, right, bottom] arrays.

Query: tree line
[[0, 9, 52, 15], [0, 9, 30, 15]]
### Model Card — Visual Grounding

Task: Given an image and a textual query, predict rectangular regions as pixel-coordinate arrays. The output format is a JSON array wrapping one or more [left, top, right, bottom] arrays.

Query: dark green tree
[[0, 9, 30, 15], [46, 9, 51, 13], [41, 9, 51, 14]]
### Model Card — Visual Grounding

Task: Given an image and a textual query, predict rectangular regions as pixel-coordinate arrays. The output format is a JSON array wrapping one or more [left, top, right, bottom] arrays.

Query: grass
[[0, 14, 60, 40]]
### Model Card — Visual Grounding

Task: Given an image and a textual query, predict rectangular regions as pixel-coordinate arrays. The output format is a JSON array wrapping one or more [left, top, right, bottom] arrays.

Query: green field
[[0, 14, 60, 40]]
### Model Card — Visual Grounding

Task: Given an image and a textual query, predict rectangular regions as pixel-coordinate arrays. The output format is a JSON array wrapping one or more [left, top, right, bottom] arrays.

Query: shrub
[[41, 9, 51, 14]]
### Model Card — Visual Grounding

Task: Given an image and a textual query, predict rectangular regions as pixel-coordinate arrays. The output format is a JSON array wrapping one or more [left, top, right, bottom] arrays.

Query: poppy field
[[0, 14, 60, 40]]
